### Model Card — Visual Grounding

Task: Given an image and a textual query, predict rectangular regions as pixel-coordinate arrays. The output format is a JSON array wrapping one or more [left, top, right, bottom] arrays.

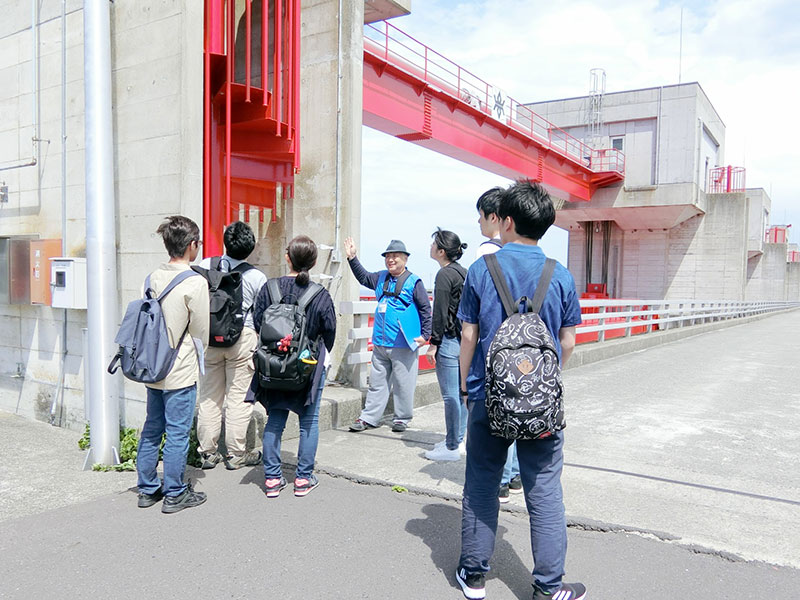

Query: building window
[[611, 137, 624, 151]]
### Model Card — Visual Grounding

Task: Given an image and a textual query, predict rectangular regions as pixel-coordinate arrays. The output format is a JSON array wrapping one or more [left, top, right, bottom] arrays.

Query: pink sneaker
[[293, 475, 319, 497], [265, 477, 287, 498]]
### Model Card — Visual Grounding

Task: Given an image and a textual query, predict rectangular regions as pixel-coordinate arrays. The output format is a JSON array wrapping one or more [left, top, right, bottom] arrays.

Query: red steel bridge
[[203, 3, 625, 253]]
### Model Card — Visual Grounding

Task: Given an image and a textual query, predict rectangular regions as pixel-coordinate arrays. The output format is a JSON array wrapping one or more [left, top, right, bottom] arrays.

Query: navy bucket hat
[[381, 240, 410, 256]]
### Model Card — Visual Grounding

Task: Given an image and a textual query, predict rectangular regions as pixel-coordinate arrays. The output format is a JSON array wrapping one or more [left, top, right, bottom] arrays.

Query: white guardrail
[[339, 299, 800, 390]]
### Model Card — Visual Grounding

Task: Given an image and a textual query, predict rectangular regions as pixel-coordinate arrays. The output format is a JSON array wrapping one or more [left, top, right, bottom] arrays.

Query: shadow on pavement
[[406, 503, 532, 598]]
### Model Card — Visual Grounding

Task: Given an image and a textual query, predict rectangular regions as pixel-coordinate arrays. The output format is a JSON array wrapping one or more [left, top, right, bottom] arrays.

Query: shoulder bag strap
[[297, 282, 324, 311], [266, 278, 282, 305], [157, 270, 199, 303], [530, 259, 556, 314], [485, 254, 516, 318]]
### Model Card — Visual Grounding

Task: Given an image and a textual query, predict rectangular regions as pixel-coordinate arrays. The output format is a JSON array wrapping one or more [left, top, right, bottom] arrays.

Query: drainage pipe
[[83, 0, 119, 466]]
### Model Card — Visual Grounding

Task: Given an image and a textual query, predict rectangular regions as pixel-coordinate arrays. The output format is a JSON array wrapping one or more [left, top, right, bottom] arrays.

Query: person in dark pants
[[455, 181, 585, 600], [424, 228, 468, 462], [247, 235, 336, 498]]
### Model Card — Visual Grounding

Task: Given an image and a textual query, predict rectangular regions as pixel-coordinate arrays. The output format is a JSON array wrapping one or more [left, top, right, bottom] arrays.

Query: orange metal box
[[30, 239, 62, 305]]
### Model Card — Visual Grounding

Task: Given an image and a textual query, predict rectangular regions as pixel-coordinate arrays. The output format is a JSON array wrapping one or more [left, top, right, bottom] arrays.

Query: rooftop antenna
[[678, 7, 683, 84], [586, 68, 606, 149]]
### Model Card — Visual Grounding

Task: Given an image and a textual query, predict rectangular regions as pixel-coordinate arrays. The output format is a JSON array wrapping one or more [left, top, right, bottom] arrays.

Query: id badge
[[378, 300, 388, 313]]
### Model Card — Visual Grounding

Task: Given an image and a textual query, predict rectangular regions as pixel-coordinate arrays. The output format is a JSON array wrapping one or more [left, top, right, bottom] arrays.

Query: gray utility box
[[0, 237, 35, 304]]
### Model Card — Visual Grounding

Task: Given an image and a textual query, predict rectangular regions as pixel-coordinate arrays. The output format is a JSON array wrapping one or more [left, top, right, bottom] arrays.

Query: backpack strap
[[297, 282, 324, 311], [144, 275, 155, 300], [379, 270, 413, 307], [266, 278, 283, 305], [231, 261, 254, 274], [157, 270, 200, 303], [484, 238, 502, 249], [530, 259, 556, 314], [485, 254, 516, 318], [211, 256, 222, 271]]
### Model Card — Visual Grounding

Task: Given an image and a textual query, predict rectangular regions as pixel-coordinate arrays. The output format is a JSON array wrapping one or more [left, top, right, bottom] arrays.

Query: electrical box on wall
[[30, 239, 62, 305], [50, 258, 88, 309]]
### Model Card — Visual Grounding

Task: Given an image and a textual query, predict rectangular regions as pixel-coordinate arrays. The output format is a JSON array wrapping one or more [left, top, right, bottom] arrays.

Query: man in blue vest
[[343, 237, 432, 433]]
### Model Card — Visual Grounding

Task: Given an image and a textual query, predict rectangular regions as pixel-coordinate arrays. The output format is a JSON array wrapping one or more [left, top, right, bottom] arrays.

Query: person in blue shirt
[[455, 181, 585, 600], [343, 237, 432, 433]]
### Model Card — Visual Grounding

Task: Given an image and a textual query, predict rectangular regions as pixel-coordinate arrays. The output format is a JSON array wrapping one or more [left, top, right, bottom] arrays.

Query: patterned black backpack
[[484, 254, 564, 440]]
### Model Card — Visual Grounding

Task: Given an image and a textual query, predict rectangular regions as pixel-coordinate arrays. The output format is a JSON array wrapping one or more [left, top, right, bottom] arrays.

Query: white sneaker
[[459, 440, 467, 454], [433, 440, 447, 450], [424, 445, 461, 461]]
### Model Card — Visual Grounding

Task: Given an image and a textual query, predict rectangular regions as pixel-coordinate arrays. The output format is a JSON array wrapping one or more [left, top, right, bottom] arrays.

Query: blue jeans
[[435, 335, 467, 450], [502, 443, 520, 485], [262, 370, 326, 480], [460, 395, 567, 593], [137, 384, 197, 497]]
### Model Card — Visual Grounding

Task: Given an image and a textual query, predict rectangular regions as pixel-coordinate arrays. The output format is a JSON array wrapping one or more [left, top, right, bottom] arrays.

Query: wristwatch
[[459, 389, 469, 398]]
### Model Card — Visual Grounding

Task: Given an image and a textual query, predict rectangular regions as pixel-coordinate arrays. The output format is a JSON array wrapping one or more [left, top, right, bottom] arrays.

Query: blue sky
[[359, 0, 800, 288]]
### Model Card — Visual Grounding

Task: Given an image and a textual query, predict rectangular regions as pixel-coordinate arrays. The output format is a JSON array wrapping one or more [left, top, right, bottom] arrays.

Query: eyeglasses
[[194, 239, 203, 247]]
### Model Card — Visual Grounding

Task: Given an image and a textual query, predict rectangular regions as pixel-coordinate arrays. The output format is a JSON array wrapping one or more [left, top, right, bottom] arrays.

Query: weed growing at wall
[[79, 423, 201, 471]]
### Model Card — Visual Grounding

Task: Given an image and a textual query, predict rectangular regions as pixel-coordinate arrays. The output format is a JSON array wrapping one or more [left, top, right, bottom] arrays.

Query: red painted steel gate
[[203, 0, 300, 255]]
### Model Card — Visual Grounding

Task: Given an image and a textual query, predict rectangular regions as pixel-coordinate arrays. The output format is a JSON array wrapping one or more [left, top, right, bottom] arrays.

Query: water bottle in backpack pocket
[[254, 279, 323, 392]]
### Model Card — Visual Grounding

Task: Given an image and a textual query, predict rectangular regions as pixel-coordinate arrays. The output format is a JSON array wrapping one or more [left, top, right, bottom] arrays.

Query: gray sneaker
[[225, 449, 262, 470], [200, 451, 223, 470], [161, 482, 207, 514]]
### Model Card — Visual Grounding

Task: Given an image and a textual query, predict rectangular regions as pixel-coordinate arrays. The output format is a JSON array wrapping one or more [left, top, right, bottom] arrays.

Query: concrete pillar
[[291, 0, 364, 382]]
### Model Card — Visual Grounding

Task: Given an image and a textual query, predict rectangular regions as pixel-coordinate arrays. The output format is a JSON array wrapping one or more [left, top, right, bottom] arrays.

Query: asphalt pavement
[[2, 311, 800, 599]]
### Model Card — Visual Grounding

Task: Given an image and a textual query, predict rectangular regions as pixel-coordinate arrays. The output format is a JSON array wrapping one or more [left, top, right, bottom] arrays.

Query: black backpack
[[254, 279, 324, 391], [484, 254, 564, 440], [192, 257, 255, 347]]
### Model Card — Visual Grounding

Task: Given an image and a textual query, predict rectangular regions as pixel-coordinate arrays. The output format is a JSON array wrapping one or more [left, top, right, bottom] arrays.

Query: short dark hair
[[287, 235, 318, 286], [476, 186, 506, 218], [223, 221, 256, 260], [432, 228, 467, 262], [156, 215, 200, 258], [498, 180, 555, 241]]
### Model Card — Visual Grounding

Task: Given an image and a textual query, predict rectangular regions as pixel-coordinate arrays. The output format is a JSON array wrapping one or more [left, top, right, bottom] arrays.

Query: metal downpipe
[[83, 0, 119, 467]]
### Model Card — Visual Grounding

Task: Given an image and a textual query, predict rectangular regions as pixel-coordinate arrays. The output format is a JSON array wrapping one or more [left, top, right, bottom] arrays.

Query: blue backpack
[[107, 270, 200, 384]]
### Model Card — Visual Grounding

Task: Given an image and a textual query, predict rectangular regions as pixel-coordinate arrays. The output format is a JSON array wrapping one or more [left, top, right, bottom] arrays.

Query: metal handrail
[[339, 298, 799, 387], [364, 20, 625, 175]]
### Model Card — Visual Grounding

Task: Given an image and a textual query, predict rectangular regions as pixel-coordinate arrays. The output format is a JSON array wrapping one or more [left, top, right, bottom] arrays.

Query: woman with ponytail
[[424, 228, 468, 462], [249, 235, 336, 497]]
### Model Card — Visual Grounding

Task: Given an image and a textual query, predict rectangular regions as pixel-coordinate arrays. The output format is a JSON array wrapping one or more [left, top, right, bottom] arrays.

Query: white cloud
[[362, 0, 800, 257]]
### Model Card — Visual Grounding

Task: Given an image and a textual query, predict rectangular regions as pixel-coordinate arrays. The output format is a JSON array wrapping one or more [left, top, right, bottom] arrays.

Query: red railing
[[364, 21, 625, 176], [203, 0, 301, 255], [707, 165, 745, 194], [766, 225, 791, 244]]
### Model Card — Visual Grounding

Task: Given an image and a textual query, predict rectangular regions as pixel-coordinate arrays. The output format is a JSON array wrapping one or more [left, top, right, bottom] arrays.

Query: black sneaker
[[532, 582, 586, 600], [455, 567, 486, 600], [509, 474, 523, 494], [349, 418, 377, 432], [161, 482, 207, 514], [137, 487, 163, 508], [499, 483, 510, 504], [391, 420, 408, 432]]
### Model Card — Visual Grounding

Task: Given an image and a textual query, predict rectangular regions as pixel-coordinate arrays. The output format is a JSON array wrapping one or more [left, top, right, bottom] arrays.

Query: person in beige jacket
[[136, 216, 210, 514]]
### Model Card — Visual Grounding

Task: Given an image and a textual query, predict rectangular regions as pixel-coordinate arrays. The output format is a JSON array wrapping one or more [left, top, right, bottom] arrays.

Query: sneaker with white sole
[[455, 567, 486, 599], [424, 445, 461, 461], [293, 474, 319, 497], [532, 582, 586, 600], [200, 451, 223, 470], [264, 476, 287, 498]]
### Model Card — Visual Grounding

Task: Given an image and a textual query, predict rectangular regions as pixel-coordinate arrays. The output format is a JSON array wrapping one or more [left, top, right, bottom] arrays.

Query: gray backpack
[[107, 270, 200, 384], [484, 254, 564, 440]]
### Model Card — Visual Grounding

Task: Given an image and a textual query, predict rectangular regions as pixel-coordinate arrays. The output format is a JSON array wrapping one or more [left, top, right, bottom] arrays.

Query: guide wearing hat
[[343, 236, 432, 433]]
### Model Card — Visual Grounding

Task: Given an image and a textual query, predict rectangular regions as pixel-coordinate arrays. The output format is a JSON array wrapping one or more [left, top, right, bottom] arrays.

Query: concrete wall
[[746, 243, 789, 301], [292, 0, 364, 382], [786, 263, 800, 301], [0, 1, 204, 429], [745, 188, 770, 256]]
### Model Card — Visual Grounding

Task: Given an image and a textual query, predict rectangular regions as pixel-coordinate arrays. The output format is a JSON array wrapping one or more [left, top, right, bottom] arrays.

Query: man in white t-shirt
[[476, 187, 504, 258], [196, 221, 267, 470]]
